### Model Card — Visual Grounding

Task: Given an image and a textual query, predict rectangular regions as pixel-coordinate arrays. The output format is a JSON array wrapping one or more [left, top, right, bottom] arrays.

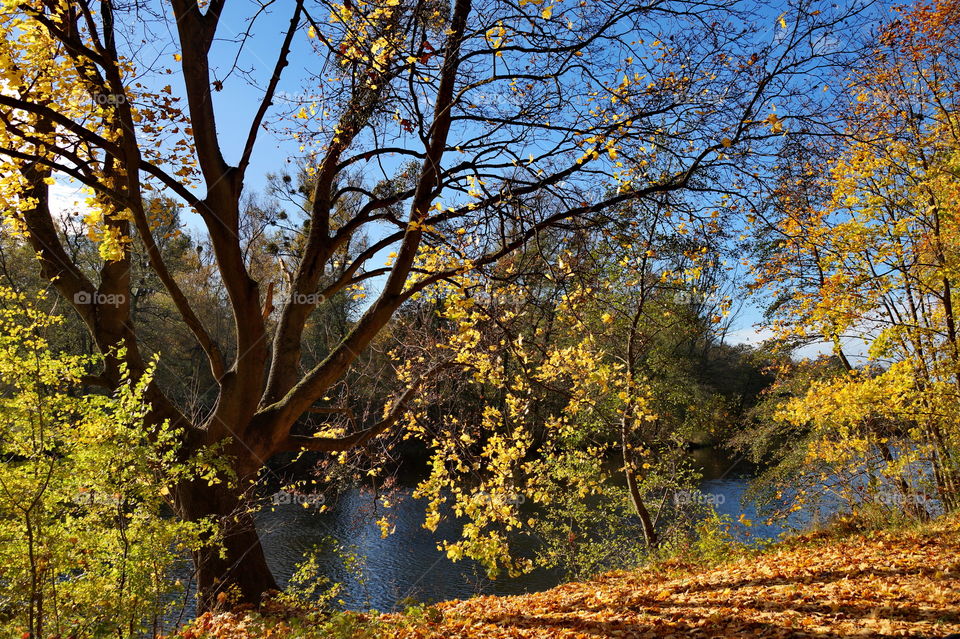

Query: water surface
[[251, 449, 774, 612]]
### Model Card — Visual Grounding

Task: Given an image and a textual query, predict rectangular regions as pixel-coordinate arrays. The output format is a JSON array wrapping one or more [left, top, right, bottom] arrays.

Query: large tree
[[0, 0, 860, 608]]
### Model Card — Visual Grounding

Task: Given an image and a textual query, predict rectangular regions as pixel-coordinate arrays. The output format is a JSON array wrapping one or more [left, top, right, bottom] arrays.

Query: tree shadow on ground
[[467, 559, 959, 638]]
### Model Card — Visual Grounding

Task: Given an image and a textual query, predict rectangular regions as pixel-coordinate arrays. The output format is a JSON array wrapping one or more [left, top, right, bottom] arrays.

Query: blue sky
[[46, 0, 878, 358]]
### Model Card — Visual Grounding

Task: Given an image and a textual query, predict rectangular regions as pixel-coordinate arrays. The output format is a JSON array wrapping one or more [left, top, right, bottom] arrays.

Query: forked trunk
[[621, 415, 658, 549]]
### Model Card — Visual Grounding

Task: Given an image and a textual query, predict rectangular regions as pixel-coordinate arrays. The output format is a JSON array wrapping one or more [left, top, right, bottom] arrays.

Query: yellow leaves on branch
[[326, 0, 405, 73], [778, 361, 916, 433], [518, 0, 556, 18], [0, 4, 200, 245], [767, 111, 784, 133], [759, 3, 960, 365], [398, 273, 665, 578], [486, 22, 507, 55], [82, 201, 134, 262]]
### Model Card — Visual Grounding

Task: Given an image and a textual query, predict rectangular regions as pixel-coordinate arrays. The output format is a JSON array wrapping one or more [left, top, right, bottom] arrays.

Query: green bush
[[0, 289, 217, 638]]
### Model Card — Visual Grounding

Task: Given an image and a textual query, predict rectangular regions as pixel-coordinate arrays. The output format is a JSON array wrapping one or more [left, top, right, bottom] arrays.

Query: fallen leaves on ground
[[178, 517, 960, 638]]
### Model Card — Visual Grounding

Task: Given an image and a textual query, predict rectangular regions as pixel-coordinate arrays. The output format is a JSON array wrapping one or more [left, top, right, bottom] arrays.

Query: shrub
[[0, 289, 217, 638]]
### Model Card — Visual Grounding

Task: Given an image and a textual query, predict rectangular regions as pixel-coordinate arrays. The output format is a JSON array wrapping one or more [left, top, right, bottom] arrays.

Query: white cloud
[[724, 325, 776, 346], [47, 180, 90, 225]]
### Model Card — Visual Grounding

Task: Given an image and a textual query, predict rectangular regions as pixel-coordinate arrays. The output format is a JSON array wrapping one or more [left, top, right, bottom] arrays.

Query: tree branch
[[274, 363, 447, 454], [238, 0, 303, 179]]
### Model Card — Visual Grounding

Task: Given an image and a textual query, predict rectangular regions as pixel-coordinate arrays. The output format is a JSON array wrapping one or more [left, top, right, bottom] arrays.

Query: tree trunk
[[625, 467, 658, 549], [175, 473, 278, 611], [621, 415, 658, 549]]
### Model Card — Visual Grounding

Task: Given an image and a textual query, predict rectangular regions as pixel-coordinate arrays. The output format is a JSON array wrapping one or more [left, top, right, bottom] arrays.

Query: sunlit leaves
[[0, 290, 220, 637], [754, 0, 960, 521]]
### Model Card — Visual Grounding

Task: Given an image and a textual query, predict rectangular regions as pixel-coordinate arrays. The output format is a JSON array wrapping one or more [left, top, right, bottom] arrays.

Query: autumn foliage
[[2, 0, 960, 632], [172, 514, 960, 638], [752, 0, 960, 518]]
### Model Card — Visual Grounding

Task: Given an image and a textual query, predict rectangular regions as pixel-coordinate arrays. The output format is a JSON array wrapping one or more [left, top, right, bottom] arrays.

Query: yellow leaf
[[542, 5, 553, 19], [767, 112, 783, 133]]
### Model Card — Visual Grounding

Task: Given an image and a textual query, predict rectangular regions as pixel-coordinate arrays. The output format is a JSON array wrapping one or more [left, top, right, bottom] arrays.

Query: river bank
[[173, 513, 960, 638]]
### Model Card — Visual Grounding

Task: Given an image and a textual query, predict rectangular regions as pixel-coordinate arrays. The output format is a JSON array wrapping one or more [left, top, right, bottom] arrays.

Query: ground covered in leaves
[[177, 517, 960, 638]]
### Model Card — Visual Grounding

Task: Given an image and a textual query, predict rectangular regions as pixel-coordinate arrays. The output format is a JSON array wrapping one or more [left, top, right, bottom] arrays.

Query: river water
[[243, 449, 788, 613], [158, 444, 942, 633]]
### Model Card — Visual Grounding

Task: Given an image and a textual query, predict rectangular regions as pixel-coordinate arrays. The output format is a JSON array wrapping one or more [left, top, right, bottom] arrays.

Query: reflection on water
[[162, 444, 939, 632], [160, 447, 810, 632]]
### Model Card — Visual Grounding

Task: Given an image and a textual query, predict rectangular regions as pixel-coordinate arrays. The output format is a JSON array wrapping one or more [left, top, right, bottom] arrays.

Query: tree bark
[[175, 468, 278, 609], [625, 464, 658, 549], [0, 0, 837, 615]]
